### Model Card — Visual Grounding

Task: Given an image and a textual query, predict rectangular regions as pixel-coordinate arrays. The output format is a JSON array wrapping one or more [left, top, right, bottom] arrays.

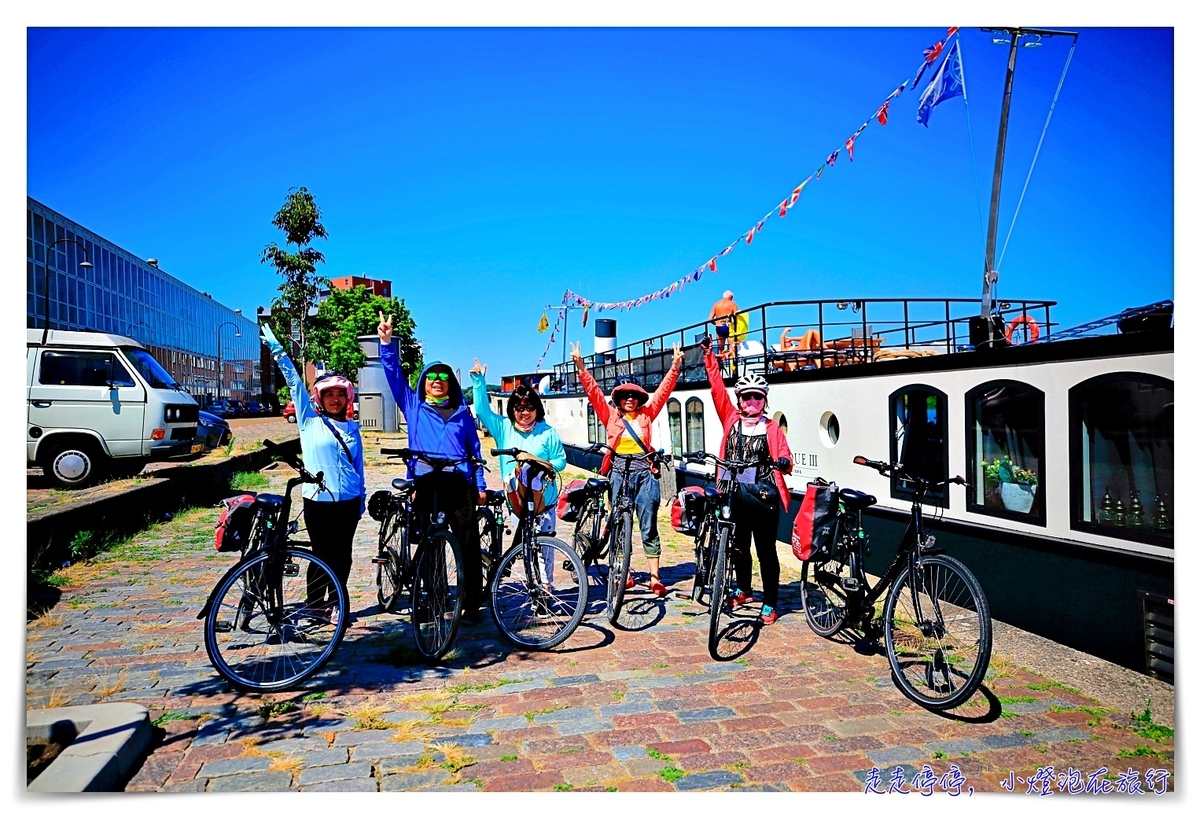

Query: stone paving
[[26, 434, 1175, 795]]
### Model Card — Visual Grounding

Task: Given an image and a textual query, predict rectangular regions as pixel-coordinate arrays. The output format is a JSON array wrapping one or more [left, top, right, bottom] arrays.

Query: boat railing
[[546, 297, 1056, 395]]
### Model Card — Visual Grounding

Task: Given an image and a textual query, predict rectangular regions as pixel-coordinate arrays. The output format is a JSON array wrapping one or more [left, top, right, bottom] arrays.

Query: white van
[[27, 329, 200, 487]]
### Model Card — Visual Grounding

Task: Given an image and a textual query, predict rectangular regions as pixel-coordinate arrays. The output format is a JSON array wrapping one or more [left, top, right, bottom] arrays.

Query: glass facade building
[[27, 198, 260, 402]]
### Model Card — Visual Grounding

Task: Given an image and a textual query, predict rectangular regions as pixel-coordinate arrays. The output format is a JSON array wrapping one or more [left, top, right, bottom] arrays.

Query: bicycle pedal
[[371, 556, 390, 565], [841, 577, 861, 592]]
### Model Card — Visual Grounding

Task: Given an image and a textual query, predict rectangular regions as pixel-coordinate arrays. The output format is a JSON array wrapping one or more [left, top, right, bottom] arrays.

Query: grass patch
[[390, 720, 435, 743], [1118, 745, 1166, 759], [257, 701, 299, 721], [230, 471, 269, 491], [152, 711, 194, 727], [647, 748, 670, 760], [554, 782, 574, 791], [445, 679, 519, 694], [431, 742, 475, 773], [349, 702, 391, 730], [932, 750, 946, 759], [500, 754, 518, 762], [524, 705, 566, 722], [997, 696, 1036, 705], [1132, 702, 1174, 743], [658, 766, 686, 783]]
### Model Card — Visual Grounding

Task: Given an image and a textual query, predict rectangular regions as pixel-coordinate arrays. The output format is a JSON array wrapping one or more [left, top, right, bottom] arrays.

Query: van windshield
[[123, 348, 180, 390]]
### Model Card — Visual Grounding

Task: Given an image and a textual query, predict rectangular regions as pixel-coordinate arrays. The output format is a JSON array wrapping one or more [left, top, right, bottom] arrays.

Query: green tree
[[307, 285, 422, 383], [260, 186, 328, 374]]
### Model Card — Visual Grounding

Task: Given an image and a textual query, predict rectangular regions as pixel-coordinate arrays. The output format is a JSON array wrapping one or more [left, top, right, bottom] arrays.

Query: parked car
[[203, 399, 235, 418], [246, 400, 264, 415], [227, 399, 248, 418], [27, 329, 198, 487], [194, 410, 232, 451], [283, 401, 296, 423]]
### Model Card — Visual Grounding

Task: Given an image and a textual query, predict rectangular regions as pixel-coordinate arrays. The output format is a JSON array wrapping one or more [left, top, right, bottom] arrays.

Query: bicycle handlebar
[[584, 442, 665, 463], [380, 446, 486, 470], [263, 439, 324, 486], [853, 454, 968, 489], [682, 450, 769, 476]]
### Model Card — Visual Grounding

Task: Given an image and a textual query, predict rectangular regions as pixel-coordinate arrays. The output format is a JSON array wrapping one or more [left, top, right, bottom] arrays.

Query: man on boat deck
[[709, 290, 740, 362], [571, 340, 684, 597]]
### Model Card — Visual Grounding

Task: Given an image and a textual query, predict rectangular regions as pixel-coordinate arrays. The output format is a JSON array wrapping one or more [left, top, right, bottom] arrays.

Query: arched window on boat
[[586, 403, 600, 445], [1070, 373, 1173, 547], [685, 397, 706, 455], [966, 380, 1046, 524], [667, 398, 683, 456], [889, 385, 948, 507]]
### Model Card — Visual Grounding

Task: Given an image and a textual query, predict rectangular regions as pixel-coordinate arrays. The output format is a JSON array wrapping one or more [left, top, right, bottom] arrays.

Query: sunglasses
[[512, 404, 538, 413], [425, 372, 451, 382], [739, 392, 766, 402]]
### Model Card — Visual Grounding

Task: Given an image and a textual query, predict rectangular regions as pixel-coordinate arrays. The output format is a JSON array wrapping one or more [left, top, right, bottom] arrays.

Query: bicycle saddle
[[392, 478, 414, 492], [253, 494, 284, 508], [839, 488, 876, 510], [586, 477, 610, 491], [483, 489, 505, 505]]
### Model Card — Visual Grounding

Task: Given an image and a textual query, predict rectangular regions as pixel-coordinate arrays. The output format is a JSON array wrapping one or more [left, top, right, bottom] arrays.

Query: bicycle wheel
[[490, 536, 588, 649], [477, 506, 501, 588], [377, 508, 408, 612], [204, 548, 348, 692], [410, 529, 464, 661], [707, 526, 732, 658], [605, 510, 633, 626], [691, 517, 712, 603], [800, 538, 854, 637], [884, 554, 992, 710]]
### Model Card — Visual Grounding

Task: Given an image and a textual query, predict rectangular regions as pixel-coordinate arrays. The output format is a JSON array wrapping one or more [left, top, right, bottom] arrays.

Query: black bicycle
[[379, 447, 484, 661], [368, 473, 416, 614], [487, 448, 588, 648], [477, 487, 507, 589], [564, 475, 611, 575], [681, 450, 783, 659], [199, 439, 348, 692], [800, 456, 992, 710], [583, 442, 666, 625]]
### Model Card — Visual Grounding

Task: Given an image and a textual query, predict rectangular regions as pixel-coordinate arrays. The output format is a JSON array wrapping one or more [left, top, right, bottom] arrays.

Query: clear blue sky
[[26, 25, 1173, 377]]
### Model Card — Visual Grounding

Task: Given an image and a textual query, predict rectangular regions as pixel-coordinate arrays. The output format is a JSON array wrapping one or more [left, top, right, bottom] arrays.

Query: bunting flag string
[[534, 293, 567, 370], [542, 27, 961, 350]]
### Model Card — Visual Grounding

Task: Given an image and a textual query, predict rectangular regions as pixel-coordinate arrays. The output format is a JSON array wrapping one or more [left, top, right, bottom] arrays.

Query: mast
[[977, 27, 1079, 335]]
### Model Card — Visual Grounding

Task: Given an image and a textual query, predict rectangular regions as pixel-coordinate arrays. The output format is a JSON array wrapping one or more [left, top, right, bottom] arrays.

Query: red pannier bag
[[214, 494, 258, 552], [557, 479, 588, 522], [671, 486, 707, 535], [791, 478, 839, 562]]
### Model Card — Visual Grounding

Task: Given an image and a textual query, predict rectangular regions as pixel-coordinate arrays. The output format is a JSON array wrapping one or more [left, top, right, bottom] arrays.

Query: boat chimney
[[595, 319, 617, 364]]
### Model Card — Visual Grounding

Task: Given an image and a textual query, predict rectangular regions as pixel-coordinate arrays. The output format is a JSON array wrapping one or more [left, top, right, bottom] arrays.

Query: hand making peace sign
[[377, 311, 394, 346]]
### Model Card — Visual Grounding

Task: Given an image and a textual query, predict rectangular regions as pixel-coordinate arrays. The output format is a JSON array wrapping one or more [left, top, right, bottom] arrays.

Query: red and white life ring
[[1005, 315, 1040, 345]]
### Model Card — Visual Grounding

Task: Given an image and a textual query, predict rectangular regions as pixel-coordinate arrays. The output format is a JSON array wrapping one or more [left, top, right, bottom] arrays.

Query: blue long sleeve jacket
[[272, 348, 366, 512], [380, 343, 487, 492]]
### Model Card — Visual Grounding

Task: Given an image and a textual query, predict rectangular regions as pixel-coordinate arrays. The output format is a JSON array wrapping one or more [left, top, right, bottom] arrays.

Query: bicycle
[[487, 448, 588, 648], [681, 450, 785, 659], [476, 487, 507, 589], [368, 473, 416, 614], [198, 439, 349, 692], [800, 455, 992, 710], [379, 446, 485, 661], [564, 475, 611, 575], [583, 442, 666, 625]]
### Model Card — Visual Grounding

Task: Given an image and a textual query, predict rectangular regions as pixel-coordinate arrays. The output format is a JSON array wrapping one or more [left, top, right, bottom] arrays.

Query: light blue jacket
[[266, 334, 365, 512], [470, 372, 567, 504]]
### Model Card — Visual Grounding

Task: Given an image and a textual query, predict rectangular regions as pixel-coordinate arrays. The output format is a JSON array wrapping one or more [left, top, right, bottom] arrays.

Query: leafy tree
[[307, 285, 422, 383], [260, 186, 328, 374]]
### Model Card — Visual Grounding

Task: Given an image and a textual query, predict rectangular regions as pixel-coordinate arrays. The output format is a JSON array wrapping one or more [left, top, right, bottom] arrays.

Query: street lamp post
[[216, 311, 243, 403], [41, 237, 94, 343]]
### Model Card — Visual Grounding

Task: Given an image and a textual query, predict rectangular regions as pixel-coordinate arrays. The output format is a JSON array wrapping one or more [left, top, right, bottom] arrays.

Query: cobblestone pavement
[[26, 434, 1175, 795]]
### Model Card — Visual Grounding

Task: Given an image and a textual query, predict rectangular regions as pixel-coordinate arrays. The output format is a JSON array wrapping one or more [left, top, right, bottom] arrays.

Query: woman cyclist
[[260, 325, 366, 616], [377, 313, 488, 623], [701, 335, 792, 624], [570, 340, 684, 597]]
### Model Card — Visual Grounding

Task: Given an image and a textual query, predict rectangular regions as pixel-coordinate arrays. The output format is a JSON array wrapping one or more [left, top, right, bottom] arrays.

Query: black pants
[[732, 498, 781, 609], [303, 498, 362, 605], [412, 471, 482, 616]]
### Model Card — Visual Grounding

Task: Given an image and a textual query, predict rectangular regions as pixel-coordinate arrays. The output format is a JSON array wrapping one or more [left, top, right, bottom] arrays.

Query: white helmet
[[734, 372, 769, 396]]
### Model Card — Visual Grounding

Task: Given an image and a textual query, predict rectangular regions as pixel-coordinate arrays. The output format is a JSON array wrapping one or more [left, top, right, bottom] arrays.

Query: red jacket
[[703, 348, 794, 511], [578, 362, 682, 476]]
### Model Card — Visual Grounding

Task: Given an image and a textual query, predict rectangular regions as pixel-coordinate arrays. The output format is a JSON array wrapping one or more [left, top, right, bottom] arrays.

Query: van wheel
[[40, 440, 106, 488]]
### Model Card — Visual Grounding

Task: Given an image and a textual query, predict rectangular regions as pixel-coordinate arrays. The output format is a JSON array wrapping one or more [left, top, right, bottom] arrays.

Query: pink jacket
[[578, 363, 682, 476], [703, 348, 794, 511]]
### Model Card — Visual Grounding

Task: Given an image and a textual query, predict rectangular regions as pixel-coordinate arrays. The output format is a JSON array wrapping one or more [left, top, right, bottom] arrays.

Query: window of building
[[685, 397, 706, 455], [39, 350, 135, 387], [1070, 373, 1173, 547], [966, 381, 1046, 523], [889, 385, 948, 507], [667, 398, 683, 455]]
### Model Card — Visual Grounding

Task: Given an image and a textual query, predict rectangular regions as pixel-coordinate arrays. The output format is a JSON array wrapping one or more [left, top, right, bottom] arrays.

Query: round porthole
[[819, 411, 840, 447], [772, 411, 788, 435]]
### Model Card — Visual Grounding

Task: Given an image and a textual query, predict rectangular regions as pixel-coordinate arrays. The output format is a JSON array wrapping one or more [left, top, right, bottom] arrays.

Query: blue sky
[[25, 24, 1174, 377]]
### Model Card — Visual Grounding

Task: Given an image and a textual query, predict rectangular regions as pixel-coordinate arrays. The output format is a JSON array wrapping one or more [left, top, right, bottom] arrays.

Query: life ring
[[1005, 315, 1040, 345]]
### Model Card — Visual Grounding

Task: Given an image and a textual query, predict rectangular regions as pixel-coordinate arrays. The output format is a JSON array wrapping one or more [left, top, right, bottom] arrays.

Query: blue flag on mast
[[916, 41, 964, 127]]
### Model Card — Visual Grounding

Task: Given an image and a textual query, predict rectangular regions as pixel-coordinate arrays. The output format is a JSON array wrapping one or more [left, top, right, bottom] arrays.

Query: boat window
[[685, 398, 705, 455], [667, 398, 683, 455], [889, 385, 948, 507], [586, 403, 600, 445], [1070, 373, 1173, 547], [819, 411, 839, 447], [772, 411, 788, 435], [966, 381, 1046, 524]]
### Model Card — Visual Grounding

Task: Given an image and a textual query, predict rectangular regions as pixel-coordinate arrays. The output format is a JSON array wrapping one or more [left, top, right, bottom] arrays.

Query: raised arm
[[570, 341, 610, 422], [469, 362, 504, 440], [261, 325, 318, 426], [377, 311, 415, 414], [701, 337, 737, 425], [645, 343, 684, 419]]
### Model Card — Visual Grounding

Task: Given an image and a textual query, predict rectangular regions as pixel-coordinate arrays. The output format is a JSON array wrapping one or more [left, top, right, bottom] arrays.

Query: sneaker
[[730, 590, 754, 607], [760, 605, 778, 625], [649, 578, 667, 597]]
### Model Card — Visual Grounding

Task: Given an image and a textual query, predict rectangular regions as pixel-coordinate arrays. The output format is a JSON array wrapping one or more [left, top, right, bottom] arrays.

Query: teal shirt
[[471, 372, 567, 504]]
